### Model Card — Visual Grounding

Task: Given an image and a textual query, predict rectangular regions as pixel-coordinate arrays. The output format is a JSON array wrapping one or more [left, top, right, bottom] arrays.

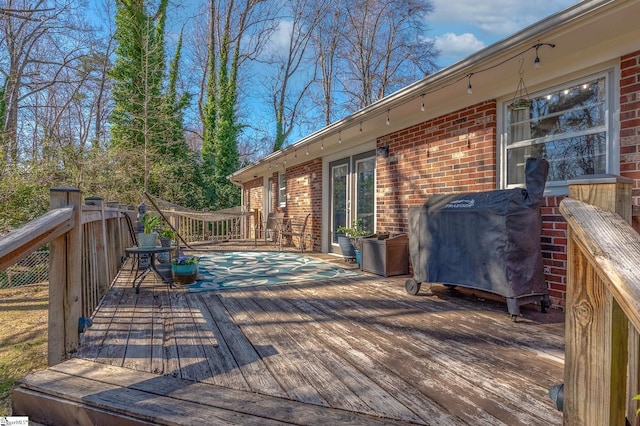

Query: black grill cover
[[410, 158, 549, 302]]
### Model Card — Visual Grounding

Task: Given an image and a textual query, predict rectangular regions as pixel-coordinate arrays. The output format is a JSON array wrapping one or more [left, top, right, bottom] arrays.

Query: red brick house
[[230, 0, 640, 308]]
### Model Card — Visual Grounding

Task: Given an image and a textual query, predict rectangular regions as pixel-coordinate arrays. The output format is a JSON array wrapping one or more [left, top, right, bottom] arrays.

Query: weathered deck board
[[150, 287, 165, 375], [184, 293, 251, 390], [246, 285, 463, 425], [59, 250, 565, 425], [227, 288, 381, 416], [219, 292, 330, 406], [95, 282, 138, 366], [168, 291, 214, 382], [201, 292, 289, 397], [122, 285, 154, 372], [76, 284, 125, 360], [283, 278, 562, 425], [263, 281, 501, 424], [22, 358, 410, 425], [158, 288, 180, 378]]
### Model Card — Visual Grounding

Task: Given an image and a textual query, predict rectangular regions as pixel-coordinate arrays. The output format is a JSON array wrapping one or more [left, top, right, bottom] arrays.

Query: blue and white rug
[[187, 251, 359, 292]]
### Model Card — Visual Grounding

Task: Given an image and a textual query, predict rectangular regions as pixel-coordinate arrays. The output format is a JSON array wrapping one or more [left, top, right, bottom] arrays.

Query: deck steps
[[12, 358, 408, 425]]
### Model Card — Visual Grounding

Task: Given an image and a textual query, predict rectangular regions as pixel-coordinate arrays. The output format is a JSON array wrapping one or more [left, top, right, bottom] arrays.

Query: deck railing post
[[564, 175, 633, 425], [107, 201, 121, 278], [48, 187, 83, 366], [118, 204, 128, 265]]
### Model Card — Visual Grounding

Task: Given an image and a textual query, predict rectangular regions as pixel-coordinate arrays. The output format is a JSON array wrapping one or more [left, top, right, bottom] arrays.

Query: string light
[[257, 41, 556, 172], [533, 42, 555, 69]]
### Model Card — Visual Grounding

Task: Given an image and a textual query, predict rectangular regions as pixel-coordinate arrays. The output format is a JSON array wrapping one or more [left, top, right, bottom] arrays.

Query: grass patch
[[0, 284, 48, 416]]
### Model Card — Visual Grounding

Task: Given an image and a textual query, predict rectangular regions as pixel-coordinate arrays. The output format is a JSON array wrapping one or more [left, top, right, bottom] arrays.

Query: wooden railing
[[561, 175, 640, 425], [0, 187, 134, 366]]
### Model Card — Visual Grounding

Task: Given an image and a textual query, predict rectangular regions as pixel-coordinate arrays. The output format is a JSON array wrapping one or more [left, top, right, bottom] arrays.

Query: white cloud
[[431, 32, 486, 60], [426, 1, 581, 66], [430, 0, 579, 36], [260, 20, 293, 58]]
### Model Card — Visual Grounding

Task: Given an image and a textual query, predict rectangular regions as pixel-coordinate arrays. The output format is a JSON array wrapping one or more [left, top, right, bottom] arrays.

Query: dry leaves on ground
[[0, 284, 48, 416]]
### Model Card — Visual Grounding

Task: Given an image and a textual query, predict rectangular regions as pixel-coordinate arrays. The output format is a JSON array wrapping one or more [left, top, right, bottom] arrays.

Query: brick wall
[[281, 159, 322, 251], [620, 50, 640, 225], [373, 52, 640, 308], [376, 100, 498, 234], [375, 100, 574, 306], [540, 196, 568, 304], [244, 160, 322, 252]]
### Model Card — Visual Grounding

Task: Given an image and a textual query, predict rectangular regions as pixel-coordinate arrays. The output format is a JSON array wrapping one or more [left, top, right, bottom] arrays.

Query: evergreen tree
[[159, 30, 205, 208], [201, 2, 243, 211], [109, 0, 168, 194], [108, 0, 201, 207]]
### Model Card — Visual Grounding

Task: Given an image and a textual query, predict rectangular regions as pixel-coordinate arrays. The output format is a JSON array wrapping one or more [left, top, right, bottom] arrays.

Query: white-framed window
[[278, 172, 286, 207], [502, 70, 615, 193]]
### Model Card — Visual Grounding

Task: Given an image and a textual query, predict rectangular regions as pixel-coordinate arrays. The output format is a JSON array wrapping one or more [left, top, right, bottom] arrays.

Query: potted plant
[[171, 255, 199, 284], [138, 212, 160, 248], [337, 233, 356, 261], [337, 218, 370, 267], [511, 98, 531, 110], [158, 226, 176, 248]]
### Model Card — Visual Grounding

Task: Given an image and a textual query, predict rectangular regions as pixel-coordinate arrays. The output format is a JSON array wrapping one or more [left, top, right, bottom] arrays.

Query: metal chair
[[252, 209, 263, 247], [281, 213, 311, 252], [261, 212, 285, 247]]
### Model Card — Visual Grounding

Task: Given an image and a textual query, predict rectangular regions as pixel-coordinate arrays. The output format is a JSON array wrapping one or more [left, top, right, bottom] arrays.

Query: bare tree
[[311, 4, 343, 125], [197, 0, 278, 208], [197, 0, 278, 125], [267, 0, 327, 151], [339, 0, 438, 110], [0, 0, 94, 166]]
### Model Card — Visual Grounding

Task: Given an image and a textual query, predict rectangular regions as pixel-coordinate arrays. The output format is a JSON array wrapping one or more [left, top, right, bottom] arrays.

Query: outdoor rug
[[187, 251, 359, 292]]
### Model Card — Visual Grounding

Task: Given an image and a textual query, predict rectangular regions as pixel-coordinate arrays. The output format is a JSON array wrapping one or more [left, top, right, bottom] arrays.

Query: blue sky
[[427, 0, 581, 68]]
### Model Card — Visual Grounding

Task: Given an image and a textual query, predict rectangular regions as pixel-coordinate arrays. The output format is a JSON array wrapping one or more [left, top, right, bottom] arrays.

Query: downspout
[[230, 178, 245, 238]]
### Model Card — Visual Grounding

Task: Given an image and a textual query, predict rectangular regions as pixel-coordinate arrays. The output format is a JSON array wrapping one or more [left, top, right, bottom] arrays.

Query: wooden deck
[[14, 244, 565, 425]]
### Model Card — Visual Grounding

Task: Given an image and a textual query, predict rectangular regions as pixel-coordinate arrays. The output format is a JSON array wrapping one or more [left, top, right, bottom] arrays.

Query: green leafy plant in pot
[[138, 212, 160, 248], [337, 218, 370, 266], [158, 226, 176, 247]]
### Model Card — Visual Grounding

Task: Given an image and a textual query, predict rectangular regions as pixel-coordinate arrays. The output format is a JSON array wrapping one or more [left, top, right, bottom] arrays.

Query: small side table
[[125, 246, 175, 293]]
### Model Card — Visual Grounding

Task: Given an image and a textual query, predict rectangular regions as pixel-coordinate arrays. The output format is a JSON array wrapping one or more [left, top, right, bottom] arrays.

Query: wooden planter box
[[361, 234, 409, 277]]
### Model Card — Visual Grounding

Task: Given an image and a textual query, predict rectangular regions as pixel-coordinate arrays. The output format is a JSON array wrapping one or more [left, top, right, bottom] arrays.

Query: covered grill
[[406, 158, 550, 320]]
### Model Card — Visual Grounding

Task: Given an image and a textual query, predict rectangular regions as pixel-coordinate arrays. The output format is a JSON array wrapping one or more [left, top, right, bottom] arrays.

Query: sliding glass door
[[329, 151, 375, 249], [330, 159, 349, 245]]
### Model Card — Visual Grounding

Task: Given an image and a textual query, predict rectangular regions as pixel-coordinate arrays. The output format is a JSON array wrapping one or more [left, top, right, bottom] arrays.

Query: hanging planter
[[509, 58, 532, 111], [511, 98, 532, 110]]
